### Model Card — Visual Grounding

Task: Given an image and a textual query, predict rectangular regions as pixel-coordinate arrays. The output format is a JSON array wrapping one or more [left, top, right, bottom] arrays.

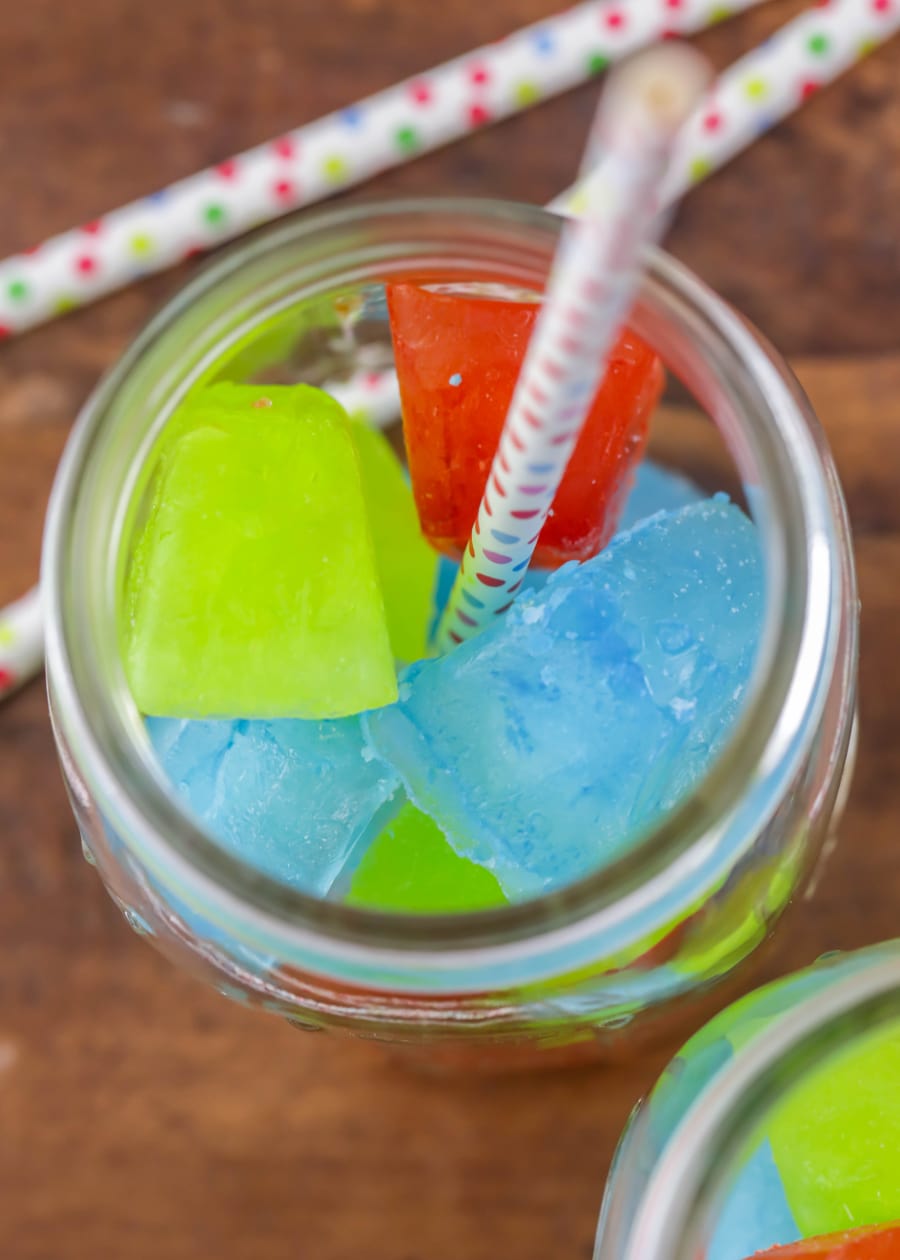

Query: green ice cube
[[349, 419, 438, 664], [124, 383, 397, 719], [347, 801, 507, 913], [769, 1019, 900, 1236]]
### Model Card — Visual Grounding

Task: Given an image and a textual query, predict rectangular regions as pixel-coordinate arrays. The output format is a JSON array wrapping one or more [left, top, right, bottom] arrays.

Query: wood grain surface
[[1, 3, 899, 1258]]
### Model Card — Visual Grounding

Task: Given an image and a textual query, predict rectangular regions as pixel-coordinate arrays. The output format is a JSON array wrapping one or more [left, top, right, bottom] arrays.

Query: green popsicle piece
[[123, 383, 397, 719], [348, 419, 438, 664], [346, 801, 507, 913], [207, 298, 340, 386], [768, 1020, 900, 1236]]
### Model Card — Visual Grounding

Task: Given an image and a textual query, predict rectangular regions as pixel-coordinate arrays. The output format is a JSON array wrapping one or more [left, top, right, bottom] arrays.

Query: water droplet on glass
[[123, 907, 153, 937]]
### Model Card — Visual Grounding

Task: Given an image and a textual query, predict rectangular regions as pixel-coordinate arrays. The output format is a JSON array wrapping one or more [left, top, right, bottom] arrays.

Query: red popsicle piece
[[750, 1223, 900, 1258], [387, 282, 665, 568]]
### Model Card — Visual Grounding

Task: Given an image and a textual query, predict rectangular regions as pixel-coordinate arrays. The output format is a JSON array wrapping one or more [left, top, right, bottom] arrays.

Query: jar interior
[[116, 255, 768, 918], [46, 202, 840, 985]]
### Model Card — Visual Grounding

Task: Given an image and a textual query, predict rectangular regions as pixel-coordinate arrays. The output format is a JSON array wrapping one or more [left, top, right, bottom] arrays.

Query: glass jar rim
[[42, 196, 852, 976], [618, 942, 900, 1260]]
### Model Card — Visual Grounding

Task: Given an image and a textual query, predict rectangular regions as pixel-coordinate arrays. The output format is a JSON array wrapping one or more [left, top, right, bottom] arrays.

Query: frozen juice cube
[[709, 1141, 801, 1260], [346, 800, 507, 913], [124, 383, 397, 719], [147, 716, 400, 895], [750, 1224, 900, 1258], [349, 419, 438, 664], [208, 299, 339, 385], [768, 1022, 900, 1238], [618, 459, 704, 531], [364, 498, 762, 897], [387, 283, 665, 567]]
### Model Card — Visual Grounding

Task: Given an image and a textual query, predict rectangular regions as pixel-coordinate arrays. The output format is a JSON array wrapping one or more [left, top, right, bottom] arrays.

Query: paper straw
[[663, 0, 900, 202], [435, 45, 711, 652], [0, 588, 43, 702], [555, 0, 900, 215], [0, 0, 767, 339]]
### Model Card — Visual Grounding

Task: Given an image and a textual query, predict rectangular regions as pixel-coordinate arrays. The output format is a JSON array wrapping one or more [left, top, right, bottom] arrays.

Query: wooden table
[[2, 3, 899, 1256]]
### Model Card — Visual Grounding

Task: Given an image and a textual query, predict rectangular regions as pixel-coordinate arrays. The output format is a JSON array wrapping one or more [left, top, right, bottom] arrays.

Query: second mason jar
[[595, 940, 900, 1259]]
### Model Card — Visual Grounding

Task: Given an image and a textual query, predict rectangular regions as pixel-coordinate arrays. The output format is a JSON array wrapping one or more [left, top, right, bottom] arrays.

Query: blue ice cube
[[618, 459, 704, 530], [364, 498, 763, 898], [708, 1140, 801, 1260], [147, 716, 400, 895]]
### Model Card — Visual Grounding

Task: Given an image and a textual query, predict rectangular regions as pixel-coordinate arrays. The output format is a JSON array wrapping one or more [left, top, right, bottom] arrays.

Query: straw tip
[[605, 42, 712, 135]]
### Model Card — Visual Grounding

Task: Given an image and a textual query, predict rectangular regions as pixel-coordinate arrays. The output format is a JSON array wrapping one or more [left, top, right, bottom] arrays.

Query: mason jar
[[42, 199, 858, 1061], [596, 940, 900, 1258]]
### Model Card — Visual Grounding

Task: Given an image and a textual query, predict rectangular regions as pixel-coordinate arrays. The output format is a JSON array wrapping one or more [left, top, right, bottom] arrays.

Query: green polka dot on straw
[[203, 203, 226, 226], [587, 51, 610, 76], [395, 125, 419, 152], [808, 32, 830, 56], [7, 280, 28, 302]]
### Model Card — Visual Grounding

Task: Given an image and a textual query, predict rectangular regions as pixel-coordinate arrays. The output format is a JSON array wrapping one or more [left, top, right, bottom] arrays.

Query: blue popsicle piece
[[618, 459, 704, 530], [364, 497, 763, 898], [708, 1139, 801, 1260], [147, 716, 400, 895]]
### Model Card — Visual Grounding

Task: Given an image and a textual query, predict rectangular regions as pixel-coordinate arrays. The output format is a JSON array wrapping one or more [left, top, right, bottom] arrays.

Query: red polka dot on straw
[[409, 79, 433, 104], [75, 255, 98, 275], [272, 178, 296, 202], [216, 160, 238, 180], [272, 136, 296, 159], [468, 103, 490, 126]]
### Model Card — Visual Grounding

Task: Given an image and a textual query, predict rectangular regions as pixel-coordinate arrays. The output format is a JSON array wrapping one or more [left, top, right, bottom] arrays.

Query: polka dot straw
[[662, 0, 900, 203], [0, 589, 43, 703], [0, 0, 766, 339], [554, 0, 900, 216]]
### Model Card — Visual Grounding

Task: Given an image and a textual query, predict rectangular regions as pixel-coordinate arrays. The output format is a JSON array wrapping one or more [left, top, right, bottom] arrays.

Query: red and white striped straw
[[435, 44, 711, 652]]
